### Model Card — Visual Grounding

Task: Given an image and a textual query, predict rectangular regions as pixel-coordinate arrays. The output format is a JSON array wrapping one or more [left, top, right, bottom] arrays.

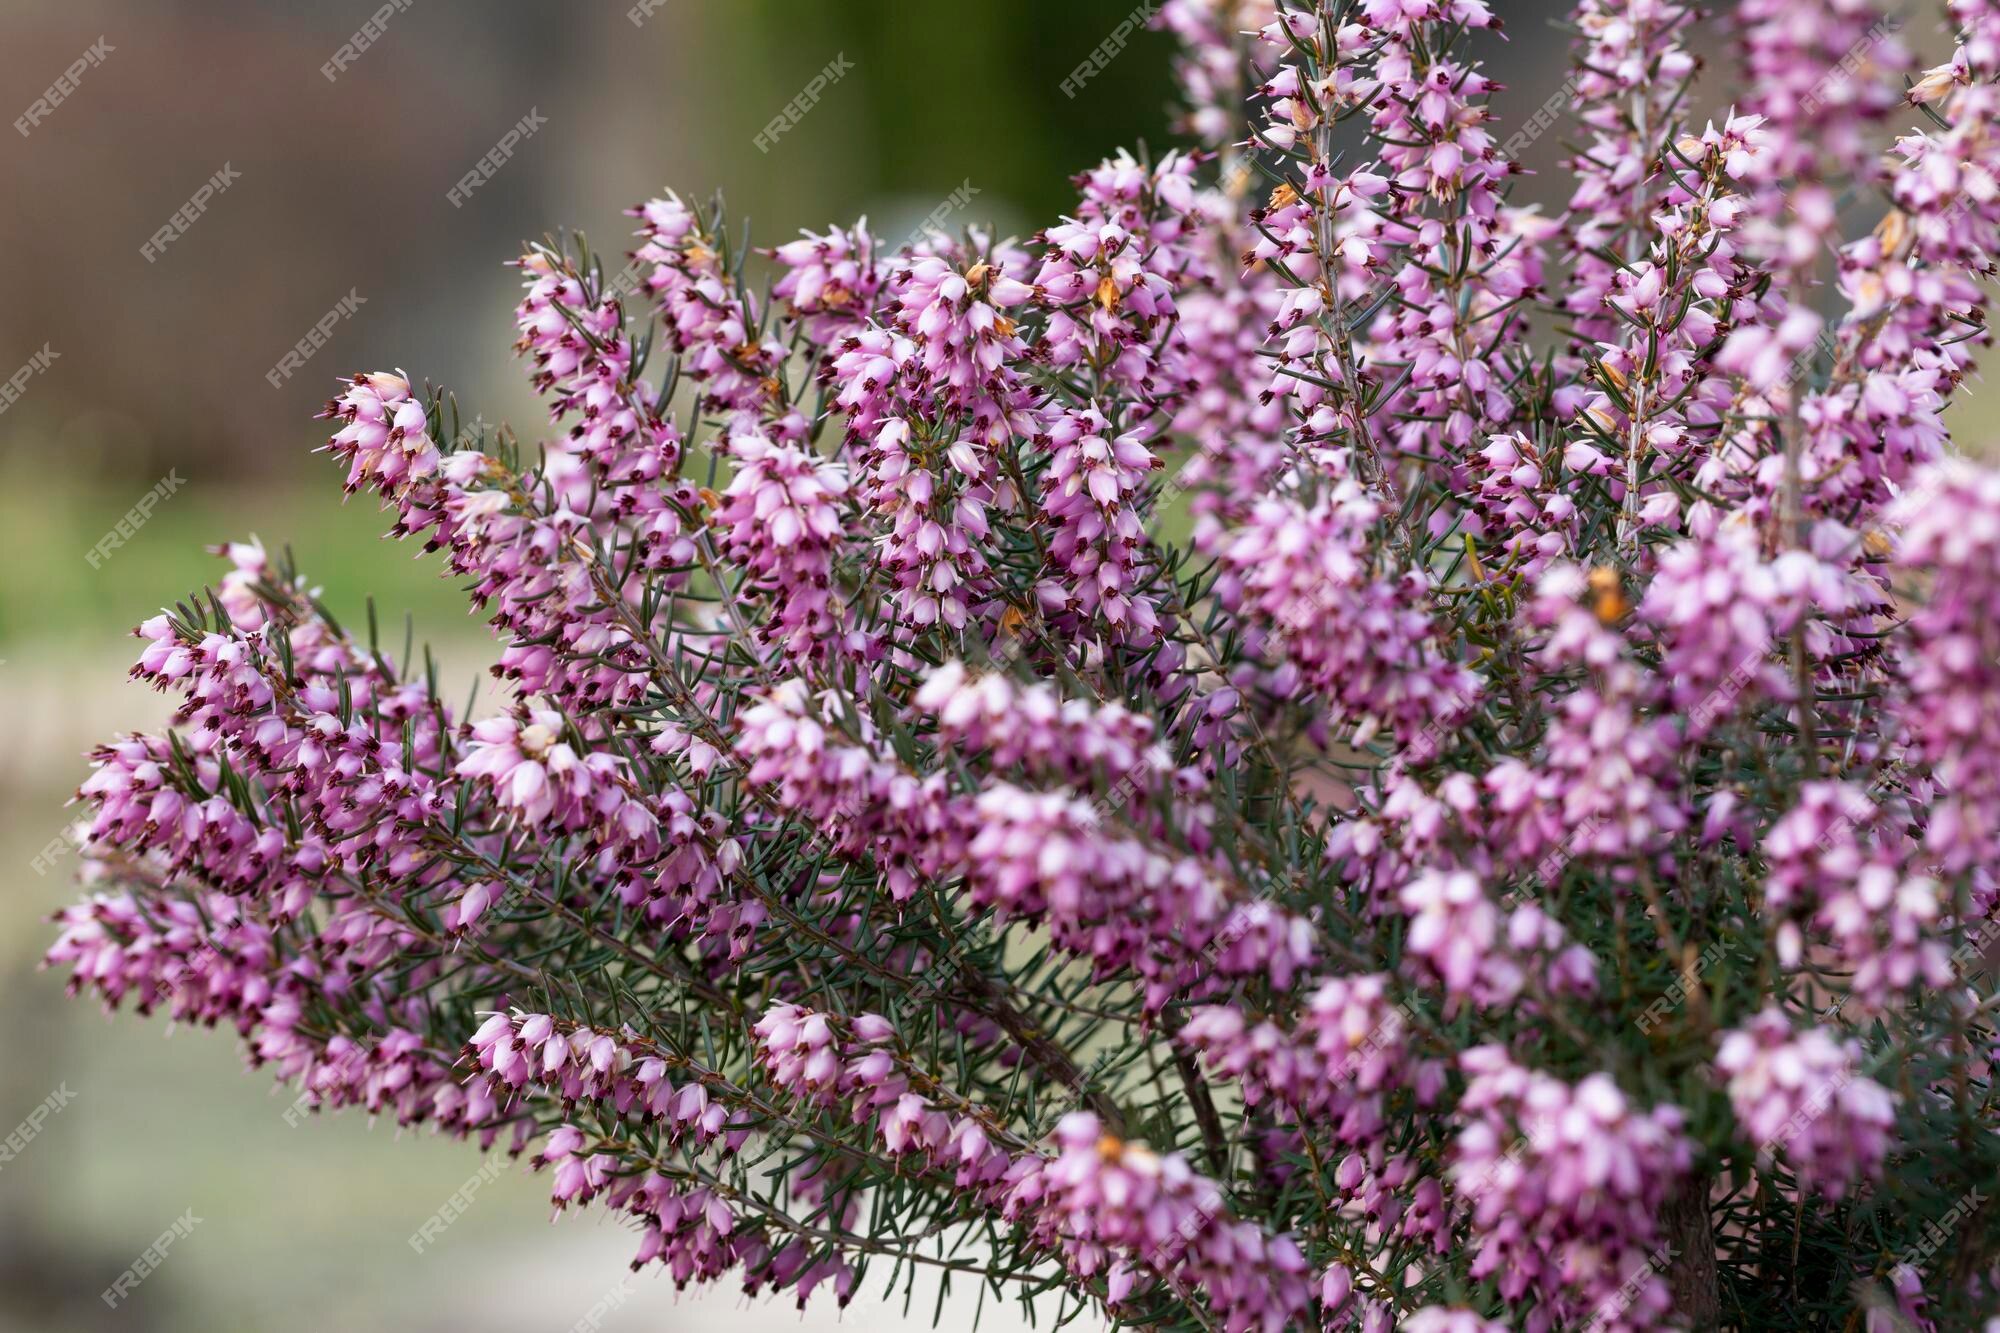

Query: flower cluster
[[1010, 1112, 1314, 1331], [1715, 1009, 1899, 1199], [467, 1011, 739, 1153], [1451, 1046, 1692, 1329]]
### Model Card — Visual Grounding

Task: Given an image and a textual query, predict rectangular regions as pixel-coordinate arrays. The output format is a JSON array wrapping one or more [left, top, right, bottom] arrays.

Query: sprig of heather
[[43, 2, 2000, 1329]]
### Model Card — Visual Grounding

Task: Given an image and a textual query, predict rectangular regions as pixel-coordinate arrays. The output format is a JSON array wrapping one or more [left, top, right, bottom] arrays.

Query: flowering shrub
[[45, 1, 2000, 1328]]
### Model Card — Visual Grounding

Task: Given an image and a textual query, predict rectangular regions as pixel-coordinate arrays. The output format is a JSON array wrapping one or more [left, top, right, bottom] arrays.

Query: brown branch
[[953, 962, 1128, 1138], [1663, 1170, 1721, 1330], [1173, 1044, 1231, 1179]]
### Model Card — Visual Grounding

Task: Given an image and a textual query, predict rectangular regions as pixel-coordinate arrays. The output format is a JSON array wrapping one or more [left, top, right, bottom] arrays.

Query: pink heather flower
[[319, 371, 439, 494], [855, 415, 996, 635], [1739, 0, 1911, 193], [963, 782, 1315, 1004], [1028, 150, 1205, 412], [1030, 404, 1162, 644], [513, 249, 621, 403], [632, 191, 795, 435], [1179, 972, 1416, 1151], [1949, 0, 2000, 80], [1155, 0, 1280, 146], [770, 219, 882, 341], [1473, 564, 1688, 876], [711, 434, 851, 661], [1399, 869, 1499, 1002], [474, 1012, 739, 1151], [1761, 782, 1950, 1010], [753, 1002, 1012, 1190], [1009, 1111, 1313, 1331], [1210, 478, 1480, 751], [891, 253, 1029, 418], [1891, 462, 2000, 877], [1451, 1047, 1690, 1325], [456, 708, 600, 827], [913, 659, 1172, 792], [733, 679, 957, 901], [1717, 305, 1825, 395], [1561, 0, 1701, 341], [1715, 1010, 1898, 1199], [447, 880, 500, 934], [824, 324, 914, 439], [1169, 260, 1291, 515], [1641, 518, 1876, 740]]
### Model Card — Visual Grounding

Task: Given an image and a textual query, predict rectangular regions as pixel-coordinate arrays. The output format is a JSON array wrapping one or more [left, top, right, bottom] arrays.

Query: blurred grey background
[[10, 2, 1964, 1330]]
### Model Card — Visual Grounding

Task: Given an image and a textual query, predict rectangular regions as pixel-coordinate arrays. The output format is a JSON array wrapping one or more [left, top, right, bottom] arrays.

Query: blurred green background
[[2, 2, 1985, 1330]]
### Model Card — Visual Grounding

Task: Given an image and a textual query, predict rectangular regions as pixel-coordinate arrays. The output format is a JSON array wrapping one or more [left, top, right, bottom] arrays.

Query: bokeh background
[[1, 3, 1979, 1330]]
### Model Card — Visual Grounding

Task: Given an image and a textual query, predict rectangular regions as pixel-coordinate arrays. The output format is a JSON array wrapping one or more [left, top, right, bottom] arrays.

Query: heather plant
[[44, 1, 2000, 1328]]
